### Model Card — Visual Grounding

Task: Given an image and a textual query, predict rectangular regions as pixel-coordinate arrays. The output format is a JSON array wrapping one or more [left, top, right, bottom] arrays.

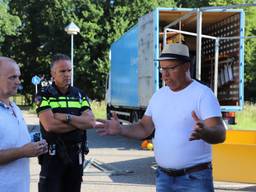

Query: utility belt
[[48, 142, 82, 155], [39, 140, 86, 166]]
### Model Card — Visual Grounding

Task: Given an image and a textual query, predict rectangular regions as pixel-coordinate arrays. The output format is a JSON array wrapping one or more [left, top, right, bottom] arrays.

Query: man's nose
[[65, 71, 71, 76], [162, 70, 170, 77], [16, 78, 21, 84]]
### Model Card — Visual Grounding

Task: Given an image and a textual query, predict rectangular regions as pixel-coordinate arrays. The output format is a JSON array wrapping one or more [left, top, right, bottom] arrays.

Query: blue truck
[[106, 7, 245, 124]]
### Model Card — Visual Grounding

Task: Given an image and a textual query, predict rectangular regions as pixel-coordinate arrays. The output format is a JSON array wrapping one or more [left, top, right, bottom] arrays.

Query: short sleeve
[[198, 88, 222, 120], [79, 90, 91, 112], [36, 92, 51, 114], [144, 98, 153, 117]]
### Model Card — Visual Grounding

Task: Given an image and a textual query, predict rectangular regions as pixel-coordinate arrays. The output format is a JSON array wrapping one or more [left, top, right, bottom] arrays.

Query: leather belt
[[158, 162, 212, 177]]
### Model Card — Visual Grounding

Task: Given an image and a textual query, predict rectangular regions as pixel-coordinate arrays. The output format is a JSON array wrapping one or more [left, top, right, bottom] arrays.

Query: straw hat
[[158, 43, 190, 62]]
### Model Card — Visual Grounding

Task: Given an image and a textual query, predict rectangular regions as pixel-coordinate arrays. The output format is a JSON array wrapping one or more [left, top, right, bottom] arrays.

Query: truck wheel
[[131, 112, 139, 123], [106, 106, 111, 120]]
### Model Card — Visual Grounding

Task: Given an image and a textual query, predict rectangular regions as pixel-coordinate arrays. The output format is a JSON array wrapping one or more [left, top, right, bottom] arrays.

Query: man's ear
[[50, 70, 54, 78], [184, 62, 190, 72]]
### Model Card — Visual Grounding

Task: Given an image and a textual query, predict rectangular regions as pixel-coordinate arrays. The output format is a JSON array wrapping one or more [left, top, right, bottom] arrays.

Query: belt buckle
[[176, 168, 186, 176]]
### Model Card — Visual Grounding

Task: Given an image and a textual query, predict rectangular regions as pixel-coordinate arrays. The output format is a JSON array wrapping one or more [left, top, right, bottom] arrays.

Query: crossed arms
[[38, 109, 96, 133]]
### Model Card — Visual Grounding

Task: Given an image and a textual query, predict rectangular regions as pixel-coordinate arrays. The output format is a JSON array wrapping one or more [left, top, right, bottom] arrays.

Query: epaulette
[[35, 85, 58, 106], [70, 87, 83, 103], [45, 85, 59, 97]]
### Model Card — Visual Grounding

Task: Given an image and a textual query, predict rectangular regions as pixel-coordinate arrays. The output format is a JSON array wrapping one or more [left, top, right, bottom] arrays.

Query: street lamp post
[[64, 22, 80, 86]]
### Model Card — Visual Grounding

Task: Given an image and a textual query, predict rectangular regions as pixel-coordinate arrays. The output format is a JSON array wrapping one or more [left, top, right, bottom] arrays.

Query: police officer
[[36, 54, 96, 192]]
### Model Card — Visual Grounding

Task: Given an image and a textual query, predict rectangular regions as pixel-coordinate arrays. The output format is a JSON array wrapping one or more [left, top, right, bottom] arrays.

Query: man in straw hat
[[96, 43, 226, 192]]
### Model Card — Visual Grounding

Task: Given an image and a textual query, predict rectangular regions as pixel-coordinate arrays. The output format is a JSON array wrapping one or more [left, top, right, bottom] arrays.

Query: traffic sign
[[31, 75, 41, 85]]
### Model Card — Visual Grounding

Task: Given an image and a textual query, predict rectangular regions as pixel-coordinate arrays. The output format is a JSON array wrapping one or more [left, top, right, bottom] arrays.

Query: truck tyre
[[130, 111, 139, 123], [106, 105, 111, 120]]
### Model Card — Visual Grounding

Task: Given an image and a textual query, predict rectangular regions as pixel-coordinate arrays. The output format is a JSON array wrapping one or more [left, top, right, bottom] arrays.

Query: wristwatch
[[66, 114, 72, 124]]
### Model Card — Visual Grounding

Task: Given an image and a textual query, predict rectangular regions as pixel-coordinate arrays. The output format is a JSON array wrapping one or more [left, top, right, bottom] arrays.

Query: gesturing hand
[[95, 112, 122, 136], [189, 111, 206, 141]]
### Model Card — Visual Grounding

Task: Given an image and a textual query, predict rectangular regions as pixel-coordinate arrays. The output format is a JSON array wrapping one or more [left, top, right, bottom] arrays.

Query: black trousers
[[38, 151, 83, 192]]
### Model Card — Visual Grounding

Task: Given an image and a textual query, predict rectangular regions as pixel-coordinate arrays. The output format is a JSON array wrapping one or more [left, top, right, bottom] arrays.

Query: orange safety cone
[[141, 140, 149, 150]]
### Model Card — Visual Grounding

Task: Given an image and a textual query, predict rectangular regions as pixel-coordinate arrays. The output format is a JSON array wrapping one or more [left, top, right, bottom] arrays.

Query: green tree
[[242, 4, 256, 100], [176, 0, 209, 8], [106, 0, 176, 42], [70, 0, 106, 99], [2, 0, 74, 103], [2, 0, 107, 100], [0, 1, 20, 45]]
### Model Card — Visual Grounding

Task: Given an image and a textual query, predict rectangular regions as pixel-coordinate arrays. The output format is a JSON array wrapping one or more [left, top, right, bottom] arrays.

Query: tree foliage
[[0, 1, 20, 45]]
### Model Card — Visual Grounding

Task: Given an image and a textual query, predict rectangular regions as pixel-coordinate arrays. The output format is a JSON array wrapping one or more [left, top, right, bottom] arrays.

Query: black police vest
[[37, 84, 89, 145]]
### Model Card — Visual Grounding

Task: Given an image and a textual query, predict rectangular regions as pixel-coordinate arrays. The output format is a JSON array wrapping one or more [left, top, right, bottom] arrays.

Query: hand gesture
[[189, 111, 207, 141], [95, 112, 121, 136], [21, 139, 48, 157]]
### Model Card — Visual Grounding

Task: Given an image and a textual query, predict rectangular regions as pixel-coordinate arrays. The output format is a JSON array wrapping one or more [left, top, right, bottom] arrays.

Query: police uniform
[[36, 82, 90, 192]]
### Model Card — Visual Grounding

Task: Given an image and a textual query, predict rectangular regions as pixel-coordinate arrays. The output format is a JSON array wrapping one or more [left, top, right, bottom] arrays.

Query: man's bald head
[[0, 57, 17, 75], [0, 57, 21, 102]]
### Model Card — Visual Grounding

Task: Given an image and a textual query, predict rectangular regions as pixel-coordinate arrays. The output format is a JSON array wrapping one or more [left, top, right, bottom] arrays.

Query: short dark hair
[[51, 53, 70, 69]]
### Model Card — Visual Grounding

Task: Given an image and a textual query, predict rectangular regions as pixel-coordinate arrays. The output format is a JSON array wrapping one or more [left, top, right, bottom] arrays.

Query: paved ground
[[24, 111, 256, 192]]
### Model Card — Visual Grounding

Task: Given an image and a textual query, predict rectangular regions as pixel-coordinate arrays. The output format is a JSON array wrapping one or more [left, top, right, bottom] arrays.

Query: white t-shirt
[[0, 102, 31, 192], [145, 80, 221, 169]]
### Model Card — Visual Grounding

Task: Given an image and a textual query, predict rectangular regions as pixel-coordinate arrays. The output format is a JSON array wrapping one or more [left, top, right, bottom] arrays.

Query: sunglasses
[[159, 62, 186, 73]]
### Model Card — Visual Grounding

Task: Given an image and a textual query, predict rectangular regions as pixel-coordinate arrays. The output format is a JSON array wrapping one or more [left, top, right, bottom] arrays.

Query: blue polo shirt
[[0, 101, 30, 192]]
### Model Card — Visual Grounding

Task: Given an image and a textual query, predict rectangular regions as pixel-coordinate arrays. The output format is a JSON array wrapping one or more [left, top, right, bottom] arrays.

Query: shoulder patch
[[47, 85, 59, 97]]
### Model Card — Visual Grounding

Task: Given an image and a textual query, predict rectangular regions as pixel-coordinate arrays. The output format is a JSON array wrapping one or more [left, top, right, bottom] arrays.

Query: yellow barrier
[[213, 130, 256, 183]]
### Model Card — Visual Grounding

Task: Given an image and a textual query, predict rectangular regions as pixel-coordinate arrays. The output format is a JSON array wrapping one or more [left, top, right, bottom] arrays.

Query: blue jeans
[[156, 167, 214, 192]]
